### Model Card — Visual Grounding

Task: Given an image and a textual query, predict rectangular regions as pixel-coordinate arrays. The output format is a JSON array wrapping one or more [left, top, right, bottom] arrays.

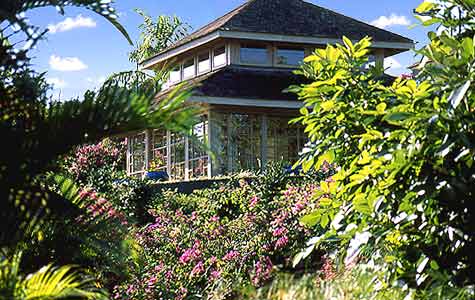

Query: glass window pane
[[183, 58, 195, 79], [213, 46, 226, 67], [151, 130, 167, 172], [276, 48, 305, 66], [240, 46, 268, 64], [267, 117, 306, 166], [198, 52, 211, 73], [170, 133, 185, 180], [129, 133, 146, 174], [228, 114, 261, 172], [170, 65, 181, 83]]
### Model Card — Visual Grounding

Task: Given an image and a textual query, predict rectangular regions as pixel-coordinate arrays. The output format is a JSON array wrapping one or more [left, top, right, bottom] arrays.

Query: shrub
[[113, 167, 330, 299], [62, 138, 126, 193], [290, 0, 475, 295]]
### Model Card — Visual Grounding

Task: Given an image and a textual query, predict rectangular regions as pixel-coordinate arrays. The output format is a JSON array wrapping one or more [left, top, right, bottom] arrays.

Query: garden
[[1, 0, 474, 299]]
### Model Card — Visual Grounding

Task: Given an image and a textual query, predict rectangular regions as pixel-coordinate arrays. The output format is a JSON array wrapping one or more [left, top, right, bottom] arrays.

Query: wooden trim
[[207, 110, 213, 178], [220, 31, 414, 52], [140, 31, 221, 69], [189, 96, 304, 109], [185, 136, 190, 180], [141, 30, 413, 68], [261, 115, 268, 170], [166, 131, 171, 176]]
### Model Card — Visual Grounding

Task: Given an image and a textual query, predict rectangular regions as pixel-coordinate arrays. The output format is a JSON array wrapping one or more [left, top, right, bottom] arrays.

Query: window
[[188, 116, 209, 178], [240, 45, 268, 65], [224, 113, 261, 173], [170, 65, 181, 83], [213, 46, 226, 67], [183, 58, 195, 79], [128, 133, 146, 175], [276, 48, 305, 66], [170, 133, 185, 180], [151, 129, 168, 172], [267, 117, 306, 164], [198, 51, 211, 74]]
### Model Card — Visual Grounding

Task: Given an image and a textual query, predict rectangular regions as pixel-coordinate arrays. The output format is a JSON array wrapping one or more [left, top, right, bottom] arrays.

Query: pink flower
[[272, 227, 288, 237], [191, 261, 204, 276], [275, 235, 289, 249], [249, 195, 259, 208], [223, 250, 239, 261], [251, 256, 273, 286], [147, 276, 158, 286], [291, 201, 306, 214], [210, 269, 221, 280], [179, 242, 201, 264], [210, 215, 219, 222]]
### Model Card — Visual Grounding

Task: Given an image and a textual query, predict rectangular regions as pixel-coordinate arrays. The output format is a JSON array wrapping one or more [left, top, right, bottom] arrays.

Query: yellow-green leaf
[[416, 1, 437, 13]]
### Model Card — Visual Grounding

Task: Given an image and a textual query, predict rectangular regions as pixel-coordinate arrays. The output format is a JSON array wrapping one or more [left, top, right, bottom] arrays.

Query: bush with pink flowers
[[112, 165, 332, 299]]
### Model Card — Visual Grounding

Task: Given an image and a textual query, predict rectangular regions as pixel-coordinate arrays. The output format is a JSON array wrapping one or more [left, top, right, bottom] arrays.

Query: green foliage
[[239, 265, 409, 300], [0, 251, 107, 300], [291, 0, 475, 296], [0, 0, 196, 295], [129, 9, 190, 65], [113, 165, 327, 299]]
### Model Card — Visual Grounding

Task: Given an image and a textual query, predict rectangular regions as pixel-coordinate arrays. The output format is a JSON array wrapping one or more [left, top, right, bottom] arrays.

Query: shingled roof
[[150, 0, 413, 61], [156, 65, 396, 103]]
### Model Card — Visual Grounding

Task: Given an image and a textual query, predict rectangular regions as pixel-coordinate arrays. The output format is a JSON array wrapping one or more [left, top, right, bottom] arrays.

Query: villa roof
[[156, 66, 396, 103], [156, 66, 306, 102], [147, 0, 413, 64]]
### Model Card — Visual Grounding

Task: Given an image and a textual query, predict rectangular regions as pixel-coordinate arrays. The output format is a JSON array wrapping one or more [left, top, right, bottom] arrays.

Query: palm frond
[[23, 264, 106, 300], [1, 0, 132, 45]]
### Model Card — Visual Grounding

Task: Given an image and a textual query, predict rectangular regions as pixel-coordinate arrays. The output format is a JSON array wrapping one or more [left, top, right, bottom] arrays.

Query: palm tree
[[0, 0, 196, 297], [0, 251, 107, 300]]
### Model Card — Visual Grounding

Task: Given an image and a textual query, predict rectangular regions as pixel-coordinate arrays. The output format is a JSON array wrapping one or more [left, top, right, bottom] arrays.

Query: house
[[126, 0, 413, 180]]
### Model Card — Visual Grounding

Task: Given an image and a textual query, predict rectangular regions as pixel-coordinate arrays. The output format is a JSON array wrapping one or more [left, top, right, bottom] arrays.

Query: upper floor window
[[240, 45, 268, 65], [276, 47, 305, 66], [183, 58, 195, 79], [198, 51, 211, 74], [170, 65, 181, 83], [213, 46, 226, 67]]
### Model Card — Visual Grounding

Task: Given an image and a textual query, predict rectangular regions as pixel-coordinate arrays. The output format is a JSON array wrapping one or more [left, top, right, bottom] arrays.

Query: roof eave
[[140, 30, 414, 70]]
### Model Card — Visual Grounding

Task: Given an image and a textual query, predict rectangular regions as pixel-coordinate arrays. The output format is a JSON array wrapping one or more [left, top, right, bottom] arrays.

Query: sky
[[24, 0, 432, 100]]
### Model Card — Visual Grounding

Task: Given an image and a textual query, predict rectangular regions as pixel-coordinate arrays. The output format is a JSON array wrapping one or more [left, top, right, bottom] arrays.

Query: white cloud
[[86, 75, 107, 87], [48, 14, 96, 34], [46, 77, 68, 89], [371, 14, 411, 29], [49, 55, 88, 71], [385, 57, 402, 69]]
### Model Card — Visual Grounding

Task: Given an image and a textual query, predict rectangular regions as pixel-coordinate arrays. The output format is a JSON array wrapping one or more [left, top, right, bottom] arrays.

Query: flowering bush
[[113, 168, 329, 299], [62, 138, 126, 192]]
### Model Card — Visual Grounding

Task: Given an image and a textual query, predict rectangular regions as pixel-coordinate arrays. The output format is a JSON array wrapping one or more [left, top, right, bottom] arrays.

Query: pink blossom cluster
[[68, 139, 124, 179], [222, 250, 240, 261], [78, 189, 127, 226], [179, 240, 202, 264], [251, 256, 273, 286]]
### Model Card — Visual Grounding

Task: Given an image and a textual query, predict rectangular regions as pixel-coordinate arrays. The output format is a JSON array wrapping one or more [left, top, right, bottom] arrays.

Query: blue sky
[[25, 0, 431, 100]]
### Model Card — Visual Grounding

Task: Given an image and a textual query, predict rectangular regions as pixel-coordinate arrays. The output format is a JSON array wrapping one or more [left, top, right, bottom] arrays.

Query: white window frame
[[197, 50, 212, 74], [212, 45, 227, 69]]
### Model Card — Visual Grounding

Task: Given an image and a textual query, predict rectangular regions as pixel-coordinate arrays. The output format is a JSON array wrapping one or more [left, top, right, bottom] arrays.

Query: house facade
[[126, 0, 413, 180]]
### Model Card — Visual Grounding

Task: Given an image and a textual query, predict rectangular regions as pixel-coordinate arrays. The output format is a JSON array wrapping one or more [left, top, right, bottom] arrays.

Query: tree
[[291, 0, 474, 297], [128, 9, 190, 66], [0, 0, 196, 297]]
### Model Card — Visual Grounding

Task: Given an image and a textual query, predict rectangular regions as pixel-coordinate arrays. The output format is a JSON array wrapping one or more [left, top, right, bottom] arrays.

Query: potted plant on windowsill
[[146, 152, 168, 181]]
